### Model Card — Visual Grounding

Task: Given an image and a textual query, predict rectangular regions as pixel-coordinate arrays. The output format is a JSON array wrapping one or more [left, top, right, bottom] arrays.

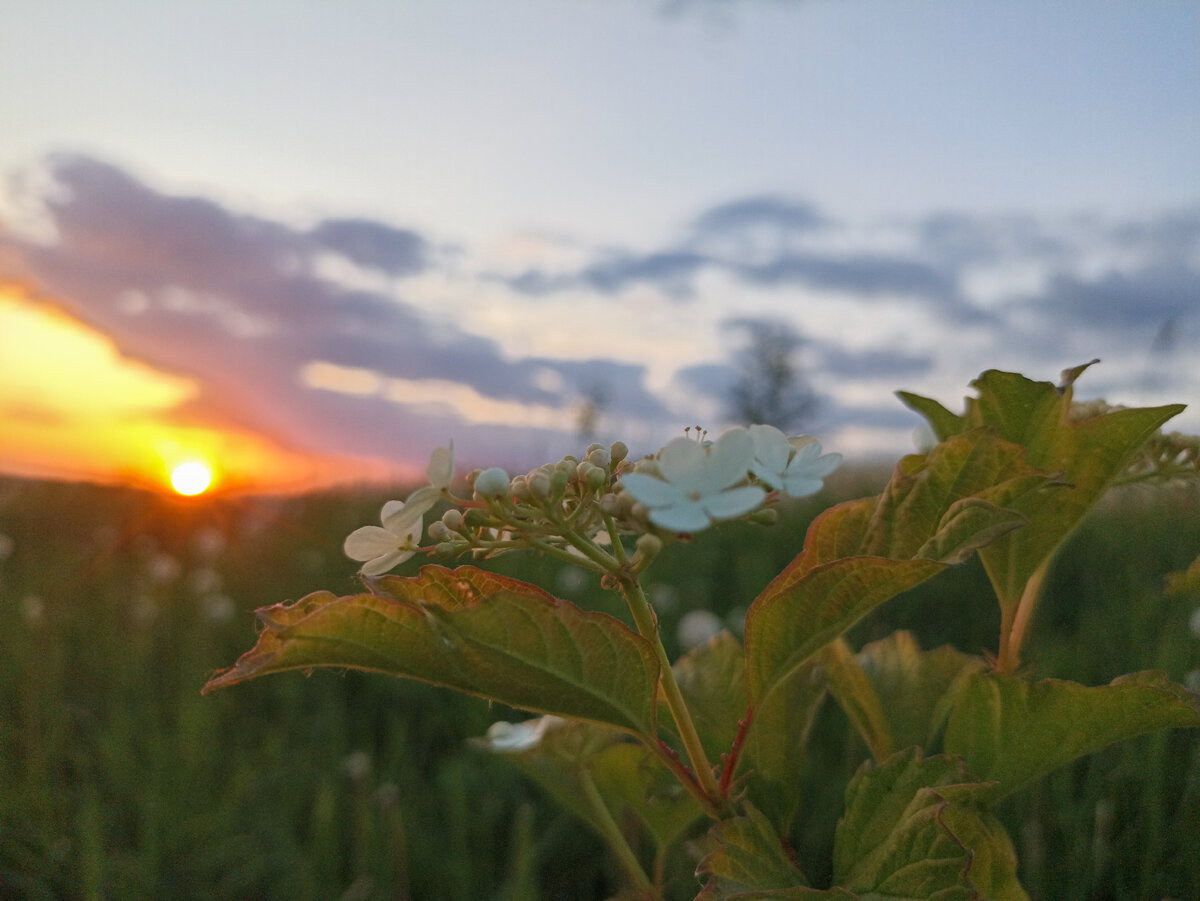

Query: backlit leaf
[[943, 670, 1200, 801], [203, 565, 660, 739]]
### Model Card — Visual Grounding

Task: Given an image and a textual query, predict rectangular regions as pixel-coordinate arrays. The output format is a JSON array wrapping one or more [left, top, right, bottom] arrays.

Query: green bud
[[441, 508, 465, 531], [609, 441, 628, 465], [747, 507, 779, 526], [599, 492, 622, 516], [550, 466, 570, 495], [427, 521, 452, 542], [585, 443, 605, 457], [509, 476, 531, 502], [584, 466, 607, 490], [435, 541, 459, 556], [527, 469, 552, 499], [464, 508, 491, 528], [575, 460, 598, 481], [635, 533, 663, 558], [587, 448, 609, 470]]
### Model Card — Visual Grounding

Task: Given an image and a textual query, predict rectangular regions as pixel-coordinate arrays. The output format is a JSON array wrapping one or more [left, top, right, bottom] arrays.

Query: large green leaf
[[821, 633, 986, 764], [745, 430, 1046, 707], [203, 564, 660, 738], [899, 366, 1185, 612], [943, 670, 1200, 801], [833, 750, 1027, 901]]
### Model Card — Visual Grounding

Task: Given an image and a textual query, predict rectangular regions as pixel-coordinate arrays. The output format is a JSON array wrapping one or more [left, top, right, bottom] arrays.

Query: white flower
[[482, 715, 563, 752], [620, 428, 765, 532], [749, 425, 841, 498], [378, 443, 455, 537], [344, 499, 424, 575]]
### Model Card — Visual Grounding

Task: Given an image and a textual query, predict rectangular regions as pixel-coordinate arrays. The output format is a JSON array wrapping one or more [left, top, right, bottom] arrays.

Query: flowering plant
[[206, 365, 1200, 900]]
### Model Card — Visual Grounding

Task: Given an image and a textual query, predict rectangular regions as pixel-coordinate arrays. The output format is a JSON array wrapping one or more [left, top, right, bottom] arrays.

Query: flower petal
[[426, 443, 454, 489], [749, 424, 791, 475], [360, 547, 416, 576], [706, 428, 756, 490], [656, 438, 709, 491], [344, 526, 404, 562], [702, 484, 767, 520], [620, 472, 685, 507], [647, 499, 711, 532]]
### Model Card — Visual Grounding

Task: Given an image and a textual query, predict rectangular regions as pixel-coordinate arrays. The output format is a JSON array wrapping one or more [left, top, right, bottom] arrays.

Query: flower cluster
[[344, 425, 841, 577]]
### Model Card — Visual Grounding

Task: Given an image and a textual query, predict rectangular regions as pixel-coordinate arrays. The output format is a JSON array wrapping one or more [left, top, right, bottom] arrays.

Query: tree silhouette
[[726, 318, 817, 432]]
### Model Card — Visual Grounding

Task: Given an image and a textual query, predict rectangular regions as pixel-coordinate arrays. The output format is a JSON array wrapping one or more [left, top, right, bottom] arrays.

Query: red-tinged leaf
[[203, 565, 660, 739]]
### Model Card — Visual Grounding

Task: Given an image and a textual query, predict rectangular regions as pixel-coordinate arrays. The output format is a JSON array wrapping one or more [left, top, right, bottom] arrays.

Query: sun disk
[[171, 461, 213, 496]]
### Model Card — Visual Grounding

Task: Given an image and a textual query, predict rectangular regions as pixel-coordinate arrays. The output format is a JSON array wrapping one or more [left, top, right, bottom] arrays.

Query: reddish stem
[[719, 706, 754, 797]]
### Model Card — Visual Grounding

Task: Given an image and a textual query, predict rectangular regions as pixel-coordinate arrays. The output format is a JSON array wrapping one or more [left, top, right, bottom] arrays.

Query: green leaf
[[821, 634, 986, 763], [899, 367, 1185, 613], [478, 716, 704, 854], [695, 803, 811, 899], [740, 658, 826, 833], [833, 749, 1027, 901], [943, 670, 1200, 801], [203, 564, 660, 738], [853, 632, 985, 754], [820, 639, 894, 763], [672, 631, 751, 763], [745, 430, 1045, 707]]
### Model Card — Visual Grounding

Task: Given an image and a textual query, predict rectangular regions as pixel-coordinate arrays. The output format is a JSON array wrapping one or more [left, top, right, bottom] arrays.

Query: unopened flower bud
[[464, 508, 491, 528], [635, 533, 663, 559], [599, 492, 623, 516], [747, 507, 779, 526], [527, 469, 553, 499], [427, 521, 452, 541], [435, 541, 459, 556], [474, 467, 510, 497], [509, 476, 531, 502], [575, 461, 598, 482], [441, 509, 465, 531], [587, 448, 609, 470], [609, 441, 628, 465], [585, 466, 607, 490], [550, 466, 570, 495]]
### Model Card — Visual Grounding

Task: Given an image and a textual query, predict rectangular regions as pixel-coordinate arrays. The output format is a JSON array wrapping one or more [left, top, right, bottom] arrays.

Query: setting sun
[[170, 461, 213, 496]]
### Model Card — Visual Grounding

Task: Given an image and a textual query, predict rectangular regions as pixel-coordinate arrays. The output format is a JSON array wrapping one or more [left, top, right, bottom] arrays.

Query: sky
[[1, 0, 1198, 493]]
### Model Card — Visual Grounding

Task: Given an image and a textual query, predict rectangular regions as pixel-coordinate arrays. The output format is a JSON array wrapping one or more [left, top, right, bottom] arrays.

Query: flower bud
[[527, 469, 552, 499], [509, 476, 531, 502], [575, 460, 598, 482], [635, 533, 663, 559], [599, 492, 623, 516], [474, 467, 510, 497], [585, 466, 608, 490], [441, 508, 465, 531], [550, 466, 570, 495], [463, 508, 491, 528], [747, 507, 779, 526], [435, 541, 459, 556], [587, 448, 609, 470], [427, 521, 452, 542], [609, 441, 628, 465]]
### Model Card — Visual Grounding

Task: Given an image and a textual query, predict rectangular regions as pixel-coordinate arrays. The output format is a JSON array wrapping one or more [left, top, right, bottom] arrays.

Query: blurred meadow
[[1, 469, 1198, 901]]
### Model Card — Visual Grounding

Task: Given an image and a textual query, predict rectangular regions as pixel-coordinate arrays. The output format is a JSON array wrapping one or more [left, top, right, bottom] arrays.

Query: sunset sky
[[1, 1, 1197, 494]]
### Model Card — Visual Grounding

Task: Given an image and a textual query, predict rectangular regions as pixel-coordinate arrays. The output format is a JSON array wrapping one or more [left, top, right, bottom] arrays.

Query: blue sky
[[1, 0, 1197, 485]]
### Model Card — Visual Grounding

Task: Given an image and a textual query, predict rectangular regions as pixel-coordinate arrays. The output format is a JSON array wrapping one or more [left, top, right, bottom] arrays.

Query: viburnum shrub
[[205, 364, 1200, 900]]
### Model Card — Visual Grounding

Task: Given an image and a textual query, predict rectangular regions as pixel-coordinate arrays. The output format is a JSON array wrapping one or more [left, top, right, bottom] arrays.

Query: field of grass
[[1, 471, 1198, 900]]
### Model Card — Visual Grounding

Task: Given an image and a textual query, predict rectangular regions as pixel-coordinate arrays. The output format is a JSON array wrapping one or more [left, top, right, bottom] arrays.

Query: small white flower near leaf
[[749, 424, 842, 498], [344, 499, 424, 576], [481, 715, 563, 752], [620, 427, 765, 532]]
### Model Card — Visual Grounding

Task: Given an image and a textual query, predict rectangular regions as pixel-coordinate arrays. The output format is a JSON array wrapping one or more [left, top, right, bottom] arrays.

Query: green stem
[[995, 559, 1049, 675], [618, 575, 730, 815], [577, 762, 656, 897]]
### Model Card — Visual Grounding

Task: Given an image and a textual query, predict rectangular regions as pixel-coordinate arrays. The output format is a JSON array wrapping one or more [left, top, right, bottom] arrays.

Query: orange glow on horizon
[[0, 283, 411, 494]]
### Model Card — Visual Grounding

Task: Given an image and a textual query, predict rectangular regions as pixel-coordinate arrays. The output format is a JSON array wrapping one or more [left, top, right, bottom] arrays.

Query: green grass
[[0, 474, 1197, 900]]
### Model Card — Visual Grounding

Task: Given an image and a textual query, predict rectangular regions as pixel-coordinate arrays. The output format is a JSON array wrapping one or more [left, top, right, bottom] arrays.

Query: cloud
[[2, 153, 1197, 484]]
